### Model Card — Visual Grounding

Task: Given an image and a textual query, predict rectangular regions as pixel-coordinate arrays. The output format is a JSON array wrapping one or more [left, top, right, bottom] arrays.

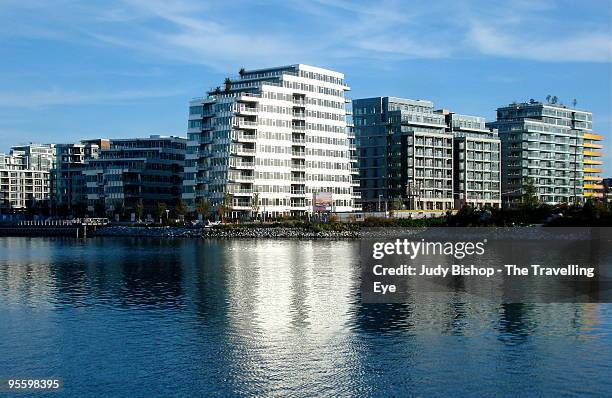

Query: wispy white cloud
[[0, 87, 185, 107], [0, 0, 610, 68], [467, 23, 612, 63]]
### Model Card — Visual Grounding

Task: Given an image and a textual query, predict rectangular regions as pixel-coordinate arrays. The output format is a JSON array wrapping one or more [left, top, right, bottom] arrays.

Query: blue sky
[[1, 0, 611, 175]]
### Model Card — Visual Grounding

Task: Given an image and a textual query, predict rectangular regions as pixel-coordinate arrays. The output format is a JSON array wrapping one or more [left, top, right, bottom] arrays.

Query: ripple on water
[[0, 237, 609, 397]]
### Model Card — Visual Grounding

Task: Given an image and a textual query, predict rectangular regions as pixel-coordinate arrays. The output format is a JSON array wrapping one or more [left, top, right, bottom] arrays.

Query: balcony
[[292, 111, 306, 120], [292, 125, 306, 131], [584, 184, 603, 190], [584, 142, 603, 149], [229, 174, 254, 183], [232, 133, 257, 143], [291, 151, 306, 158], [234, 147, 256, 156], [197, 163, 210, 171], [229, 188, 254, 196], [235, 106, 257, 115], [237, 94, 261, 103], [229, 160, 255, 169], [292, 98, 306, 106], [235, 119, 258, 130], [584, 133, 603, 141]]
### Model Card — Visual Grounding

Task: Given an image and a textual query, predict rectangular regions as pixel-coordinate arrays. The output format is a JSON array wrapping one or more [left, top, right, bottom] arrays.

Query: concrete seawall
[[0, 226, 81, 237]]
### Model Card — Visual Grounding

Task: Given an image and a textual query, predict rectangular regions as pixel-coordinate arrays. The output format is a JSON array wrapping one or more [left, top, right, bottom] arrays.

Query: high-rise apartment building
[[353, 97, 453, 211], [183, 64, 358, 219], [0, 144, 54, 212], [438, 111, 501, 208], [487, 101, 603, 205], [53, 139, 109, 215], [84, 135, 186, 215]]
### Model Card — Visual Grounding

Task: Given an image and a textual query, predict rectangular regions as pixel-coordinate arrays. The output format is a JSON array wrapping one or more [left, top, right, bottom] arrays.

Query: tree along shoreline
[[90, 202, 612, 239]]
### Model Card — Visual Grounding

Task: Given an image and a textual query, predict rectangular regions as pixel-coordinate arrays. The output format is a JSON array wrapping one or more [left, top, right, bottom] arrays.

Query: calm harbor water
[[0, 237, 610, 397]]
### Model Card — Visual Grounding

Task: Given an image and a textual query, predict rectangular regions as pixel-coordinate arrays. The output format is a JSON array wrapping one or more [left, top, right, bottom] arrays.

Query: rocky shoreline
[[92, 225, 428, 239], [93, 225, 362, 239]]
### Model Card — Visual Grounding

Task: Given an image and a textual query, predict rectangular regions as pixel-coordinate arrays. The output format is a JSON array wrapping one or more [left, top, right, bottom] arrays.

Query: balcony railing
[[229, 174, 254, 182], [234, 147, 256, 155], [235, 106, 257, 114], [232, 133, 257, 142], [228, 188, 254, 195], [229, 160, 255, 168]]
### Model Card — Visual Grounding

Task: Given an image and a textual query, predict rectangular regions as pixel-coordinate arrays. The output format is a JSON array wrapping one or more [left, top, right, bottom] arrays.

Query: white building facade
[[0, 144, 54, 212], [183, 64, 359, 219]]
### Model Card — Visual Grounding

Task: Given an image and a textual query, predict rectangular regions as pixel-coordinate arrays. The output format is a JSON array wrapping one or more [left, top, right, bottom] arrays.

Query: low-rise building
[[53, 139, 109, 215], [84, 135, 186, 216]]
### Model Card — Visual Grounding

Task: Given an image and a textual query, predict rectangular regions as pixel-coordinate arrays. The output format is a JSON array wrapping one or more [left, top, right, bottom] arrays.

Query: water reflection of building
[[0, 238, 56, 305], [220, 240, 366, 395]]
